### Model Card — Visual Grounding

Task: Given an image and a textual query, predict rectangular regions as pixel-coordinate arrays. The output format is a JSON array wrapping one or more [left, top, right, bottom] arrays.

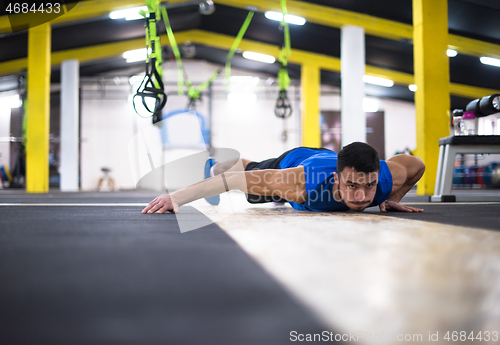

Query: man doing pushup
[[142, 142, 425, 214]]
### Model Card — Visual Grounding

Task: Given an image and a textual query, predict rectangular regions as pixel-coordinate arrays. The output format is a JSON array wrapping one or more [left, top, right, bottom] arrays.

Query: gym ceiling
[[0, 0, 499, 110]]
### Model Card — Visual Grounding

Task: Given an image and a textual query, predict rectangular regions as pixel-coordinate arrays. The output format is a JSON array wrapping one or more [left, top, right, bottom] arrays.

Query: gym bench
[[431, 135, 500, 202]]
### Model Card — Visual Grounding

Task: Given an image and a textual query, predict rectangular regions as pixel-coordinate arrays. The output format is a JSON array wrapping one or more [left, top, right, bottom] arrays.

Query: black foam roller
[[465, 98, 480, 114], [479, 94, 500, 116]]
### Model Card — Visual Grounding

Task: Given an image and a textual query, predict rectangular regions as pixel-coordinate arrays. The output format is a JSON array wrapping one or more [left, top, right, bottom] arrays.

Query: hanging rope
[[132, 3, 254, 115], [162, 7, 254, 109], [160, 6, 185, 96], [132, 0, 167, 118], [274, 0, 292, 119], [225, 11, 254, 84]]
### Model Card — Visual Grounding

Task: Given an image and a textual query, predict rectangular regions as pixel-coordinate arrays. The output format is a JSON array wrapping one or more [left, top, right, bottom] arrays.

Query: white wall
[[0, 107, 10, 170], [81, 98, 140, 190], [211, 92, 300, 162], [163, 61, 301, 161], [0, 94, 19, 173], [320, 88, 417, 158], [379, 98, 417, 158]]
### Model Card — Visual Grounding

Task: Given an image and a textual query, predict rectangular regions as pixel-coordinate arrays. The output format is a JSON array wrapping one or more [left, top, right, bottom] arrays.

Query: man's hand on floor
[[379, 200, 423, 213], [142, 194, 179, 214]]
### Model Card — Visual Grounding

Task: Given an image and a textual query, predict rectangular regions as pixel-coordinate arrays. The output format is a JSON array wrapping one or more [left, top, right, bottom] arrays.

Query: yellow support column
[[26, 23, 52, 193], [301, 63, 321, 147], [413, 0, 450, 195]]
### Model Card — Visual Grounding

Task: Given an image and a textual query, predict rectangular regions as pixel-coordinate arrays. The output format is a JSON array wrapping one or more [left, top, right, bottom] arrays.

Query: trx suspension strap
[[160, 6, 184, 96], [162, 5, 221, 109], [133, 0, 167, 120], [275, 0, 292, 120], [161, 7, 254, 109], [225, 11, 254, 84]]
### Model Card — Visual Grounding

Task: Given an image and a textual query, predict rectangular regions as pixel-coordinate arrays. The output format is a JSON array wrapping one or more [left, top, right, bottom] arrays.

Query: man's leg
[[207, 148, 303, 204], [203, 158, 252, 205], [212, 159, 252, 175]]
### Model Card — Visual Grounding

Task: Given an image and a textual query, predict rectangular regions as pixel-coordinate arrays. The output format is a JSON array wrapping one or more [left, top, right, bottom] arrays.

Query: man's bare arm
[[381, 154, 426, 212], [386, 154, 426, 202], [142, 167, 306, 214]]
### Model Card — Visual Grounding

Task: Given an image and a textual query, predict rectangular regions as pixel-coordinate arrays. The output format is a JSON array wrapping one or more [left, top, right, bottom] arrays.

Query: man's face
[[334, 167, 379, 212]]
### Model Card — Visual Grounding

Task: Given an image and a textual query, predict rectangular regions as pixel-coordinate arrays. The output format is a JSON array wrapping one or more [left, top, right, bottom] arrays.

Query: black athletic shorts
[[244, 147, 331, 204]]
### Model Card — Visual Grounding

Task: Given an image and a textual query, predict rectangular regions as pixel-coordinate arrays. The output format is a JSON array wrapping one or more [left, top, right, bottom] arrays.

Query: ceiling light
[[447, 49, 458, 57], [363, 98, 379, 112], [242, 51, 276, 64], [363, 75, 394, 87], [123, 48, 150, 63], [480, 56, 500, 68], [408, 84, 417, 92], [227, 92, 257, 103], [264, 11, 306, 25], [265, 11, 282, 21], [109, 6, 147, 20], [284, 14, 306, 25]]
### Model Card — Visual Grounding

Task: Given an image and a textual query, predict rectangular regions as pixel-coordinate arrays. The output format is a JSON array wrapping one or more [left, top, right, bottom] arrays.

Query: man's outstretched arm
[[142, 167, 306, 214], [381, 154, 426, 212]]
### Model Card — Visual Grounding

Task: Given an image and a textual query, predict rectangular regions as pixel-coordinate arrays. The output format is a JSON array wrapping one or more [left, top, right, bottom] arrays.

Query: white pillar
[[60, 59, 80, 191], [341, 25, 366, 146], [0, 105, 12, 174]]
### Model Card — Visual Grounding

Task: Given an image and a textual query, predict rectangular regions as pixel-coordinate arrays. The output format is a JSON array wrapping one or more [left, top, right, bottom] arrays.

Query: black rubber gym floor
[[366, 203, 500, 231], [0, 196, 334, 345], [1, 191, 499, 344]]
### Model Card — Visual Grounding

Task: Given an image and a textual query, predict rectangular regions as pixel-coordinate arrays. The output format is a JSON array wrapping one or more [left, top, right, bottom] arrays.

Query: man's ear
[[333, 172, 338, 184]]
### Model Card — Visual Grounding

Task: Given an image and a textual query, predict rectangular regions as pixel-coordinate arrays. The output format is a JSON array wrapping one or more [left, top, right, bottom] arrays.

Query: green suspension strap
[[186, 71, 221, 109], [275, 0, 292, 119], [133, 0, 167, 120], [225, 11, 254, 84], [192, 11, 254, 108], [161, 7, 254, 109], [160, 6, 185, 96], [132, 3, 254, 112]]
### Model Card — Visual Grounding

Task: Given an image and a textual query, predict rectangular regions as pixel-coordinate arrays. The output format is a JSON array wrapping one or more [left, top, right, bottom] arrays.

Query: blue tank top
[[279, 148, 393, 212]]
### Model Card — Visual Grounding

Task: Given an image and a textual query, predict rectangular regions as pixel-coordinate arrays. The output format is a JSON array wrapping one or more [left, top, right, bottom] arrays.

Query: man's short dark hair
[[337, 142, 380, 175]]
